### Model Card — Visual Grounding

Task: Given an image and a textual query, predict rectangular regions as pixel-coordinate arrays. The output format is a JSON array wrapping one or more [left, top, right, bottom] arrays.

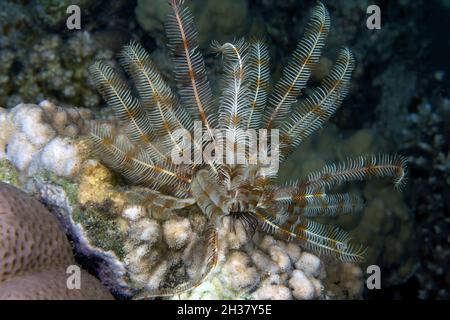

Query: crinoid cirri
[[89, 0, 407, 298]]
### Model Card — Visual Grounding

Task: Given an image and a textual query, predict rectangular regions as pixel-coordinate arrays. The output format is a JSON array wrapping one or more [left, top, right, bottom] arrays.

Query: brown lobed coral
[[0, 181, 113, 300]]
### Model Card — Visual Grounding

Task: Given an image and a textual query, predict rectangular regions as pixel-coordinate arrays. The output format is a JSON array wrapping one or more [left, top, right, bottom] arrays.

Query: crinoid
[[89, 0, 407, 298]]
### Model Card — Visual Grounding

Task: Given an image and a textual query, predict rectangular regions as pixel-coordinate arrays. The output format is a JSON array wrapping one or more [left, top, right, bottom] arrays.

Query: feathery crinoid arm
[[127, 188, 195, 213], [264, 2, 330, 129], [191, 169, 231, 218], [264, 184, 364, 218], [166, 0, 216, 135], [247, 39, 270, 130], [213, 39, 250, 131], [253, 154, 407, 261], [213, 39, 254, 168], [253, 208, 366, 262], [301, 154, 408, 193], [267, 155, 407, 215], [279, 48, 354, 161], [90, 123, 192, 197], [89, 61, 167, 162], [296, 193, 364, 217], [118, 41, 193, 155]]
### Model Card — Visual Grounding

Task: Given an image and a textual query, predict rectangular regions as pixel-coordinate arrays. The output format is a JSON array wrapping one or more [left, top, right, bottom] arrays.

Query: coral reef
[[32, 0, 96, 29], [73, 0, 405, 299], [1, 0, 443, 301], [0, 107, 424, 299], [396, 96, 450, 299], [178, 233, 363, 300], [0, 97, 368, 300], [0, 181, 113, 300], [322, 260, 364, 300], [255, 0, 428, 119], [0, 1, 114, 108]]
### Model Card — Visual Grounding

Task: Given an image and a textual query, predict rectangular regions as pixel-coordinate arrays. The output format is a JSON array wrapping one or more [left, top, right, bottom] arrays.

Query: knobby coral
[[89, 0, 406, 297]]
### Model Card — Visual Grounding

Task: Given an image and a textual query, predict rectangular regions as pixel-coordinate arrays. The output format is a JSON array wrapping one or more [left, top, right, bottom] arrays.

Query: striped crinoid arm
[[123, 187, 195, 218], [300, 154, 408, 193], [279, 48, 355, 161], [118, 41, 193, 155], [89, 61, 168, 162], [166, 0, 216, 136], [265, 155, 407, 215], [264, 184, 364, 217], [295, 193, 364, 217], [213, 38, 250, 131], [190, 169, 231, 219], [134, 225, 219, 299], [90, 124, 192, 197], [246, 39, 270, 130], [213, 39, 255, 167], [264, 2, 330, 129], [253, 208, 366, 262], [126, 187, 195, 211]]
